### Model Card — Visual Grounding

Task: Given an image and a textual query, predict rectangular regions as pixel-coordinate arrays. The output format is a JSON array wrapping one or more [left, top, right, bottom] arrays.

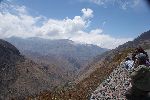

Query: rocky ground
[[90, 49, 150, 100], [90, 64, 131, 100]]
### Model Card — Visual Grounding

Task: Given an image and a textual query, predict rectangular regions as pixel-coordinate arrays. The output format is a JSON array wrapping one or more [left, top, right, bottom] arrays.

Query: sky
[[0, 0, 150, 49]]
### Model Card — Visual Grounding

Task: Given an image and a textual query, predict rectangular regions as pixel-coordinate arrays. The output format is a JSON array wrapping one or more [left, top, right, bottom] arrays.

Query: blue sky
[[14, 0, 150, 38], [0, 0, 150, 49]]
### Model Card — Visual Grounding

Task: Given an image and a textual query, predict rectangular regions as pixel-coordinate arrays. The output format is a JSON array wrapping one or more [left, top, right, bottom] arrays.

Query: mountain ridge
[[5, 37, 108, 67], [5, 36, 108, 84]]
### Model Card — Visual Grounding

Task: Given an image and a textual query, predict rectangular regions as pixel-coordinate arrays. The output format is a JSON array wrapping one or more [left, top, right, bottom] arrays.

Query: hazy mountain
[[6, 37, 107, 62], [5, 37, 108, 76]]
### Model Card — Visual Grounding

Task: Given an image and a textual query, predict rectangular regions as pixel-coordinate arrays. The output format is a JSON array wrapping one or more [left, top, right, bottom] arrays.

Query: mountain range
[[0, 37, 107, 99], [0, 30, 149, 99], [6, 37, 107, 70]]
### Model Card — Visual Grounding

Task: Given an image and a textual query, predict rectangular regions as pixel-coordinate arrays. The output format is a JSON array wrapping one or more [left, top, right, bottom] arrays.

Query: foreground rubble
[[91, 64, 131, 100]]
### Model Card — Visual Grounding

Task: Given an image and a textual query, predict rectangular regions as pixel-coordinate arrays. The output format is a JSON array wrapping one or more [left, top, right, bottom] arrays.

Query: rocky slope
[[0, 39, 62, 100], [0, 39, 22, 97], [75, 30, 150, 87], [90, 63, 131, 99], [91, 50, 150, 99]]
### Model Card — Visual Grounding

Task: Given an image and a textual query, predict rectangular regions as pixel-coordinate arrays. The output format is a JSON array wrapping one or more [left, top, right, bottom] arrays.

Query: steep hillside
[[0, 39, 22, 95], [77, 30, 150, 83], [29, 30, 150, 99], [74, 30, 150, 99], [0, 39, 64, 100], [72, 30, 150, 99]]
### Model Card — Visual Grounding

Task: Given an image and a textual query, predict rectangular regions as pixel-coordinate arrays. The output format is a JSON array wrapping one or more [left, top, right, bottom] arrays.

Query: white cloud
[[89, 0, 110, 5], [37, 16, 86, 38], [0, 2, 132, 49], [89, 0, 140, 10], [0, 11, 40, 38], [15, 6, 27, 14], [81, 8, 93, 18], [70, 29, 132, 49]]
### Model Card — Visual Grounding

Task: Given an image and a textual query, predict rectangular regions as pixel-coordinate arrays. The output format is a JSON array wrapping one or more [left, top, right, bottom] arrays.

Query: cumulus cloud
[[0, 4, 40, 38], [37, 16, 87, 38], [0, 2, 132, 49]]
